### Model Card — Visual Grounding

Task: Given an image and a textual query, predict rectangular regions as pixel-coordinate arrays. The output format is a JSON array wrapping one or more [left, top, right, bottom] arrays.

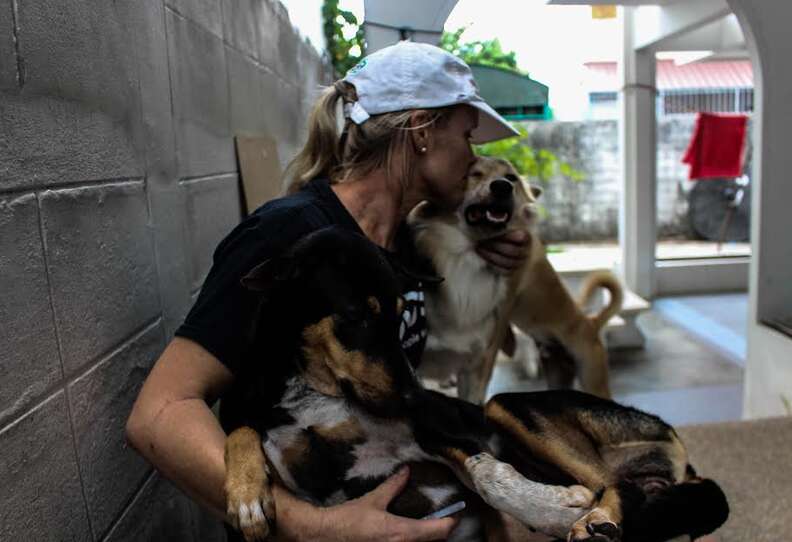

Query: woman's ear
[[409, 110, 433, 154]]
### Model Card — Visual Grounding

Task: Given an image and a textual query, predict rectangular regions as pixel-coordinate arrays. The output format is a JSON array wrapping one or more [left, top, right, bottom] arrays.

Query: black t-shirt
[[177, 179, 434, 541], [175, 177, 430, 376]]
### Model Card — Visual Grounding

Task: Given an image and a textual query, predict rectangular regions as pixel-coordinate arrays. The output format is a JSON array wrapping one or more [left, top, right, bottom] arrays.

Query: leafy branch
[[322, 0, 366, 76], [439, 27, 521, 74], [476, 126, 584, 184]]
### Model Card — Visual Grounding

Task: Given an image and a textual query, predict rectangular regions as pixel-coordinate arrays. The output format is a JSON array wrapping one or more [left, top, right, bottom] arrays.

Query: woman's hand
[[476, 230, 531, 274], [275, 466, 458, 542]]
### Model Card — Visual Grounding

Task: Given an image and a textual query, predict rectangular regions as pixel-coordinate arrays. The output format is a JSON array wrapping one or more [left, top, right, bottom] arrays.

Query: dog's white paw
[[226, 485, 275, 541], [512, 329, 541, 379]]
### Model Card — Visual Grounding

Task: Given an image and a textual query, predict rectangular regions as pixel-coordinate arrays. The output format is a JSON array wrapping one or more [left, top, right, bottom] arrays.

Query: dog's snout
[[489, 179, 513, 199]]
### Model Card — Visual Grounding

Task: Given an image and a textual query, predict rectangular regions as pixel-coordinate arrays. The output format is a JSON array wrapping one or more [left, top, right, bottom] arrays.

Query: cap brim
[[469, 100, 520, 144]]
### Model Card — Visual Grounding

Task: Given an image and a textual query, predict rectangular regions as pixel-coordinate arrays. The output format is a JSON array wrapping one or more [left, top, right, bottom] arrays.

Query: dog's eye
[[469, 170, 483, 179], [504, 173, 518, 182], [342, 307, 365, 324]]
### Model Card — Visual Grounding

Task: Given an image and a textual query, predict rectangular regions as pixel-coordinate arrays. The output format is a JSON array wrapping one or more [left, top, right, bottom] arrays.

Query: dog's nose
[[490, 178, 513, 199]]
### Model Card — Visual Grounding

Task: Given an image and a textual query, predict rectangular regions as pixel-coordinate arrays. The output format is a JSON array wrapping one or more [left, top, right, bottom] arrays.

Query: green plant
[[475, 126, 584, 184], [322, 0, 366, 76], [782, 394, 791, 415], [439, 27, 520, 73]]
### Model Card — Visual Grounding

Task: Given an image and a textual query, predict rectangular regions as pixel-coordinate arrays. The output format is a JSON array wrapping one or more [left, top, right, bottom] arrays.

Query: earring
[[420, 146, 427, 153]]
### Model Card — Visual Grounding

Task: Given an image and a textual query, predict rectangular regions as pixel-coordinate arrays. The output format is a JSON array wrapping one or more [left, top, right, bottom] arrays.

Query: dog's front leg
[[225, 427, 275, 541]]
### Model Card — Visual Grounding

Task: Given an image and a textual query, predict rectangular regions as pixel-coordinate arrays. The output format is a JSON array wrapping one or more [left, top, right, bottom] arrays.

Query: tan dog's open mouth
[[464, 201, 513, 229], [463, 176, 516, 230]]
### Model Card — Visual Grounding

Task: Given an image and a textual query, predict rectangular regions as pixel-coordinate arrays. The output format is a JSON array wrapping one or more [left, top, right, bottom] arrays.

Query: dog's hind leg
[[225, 427, 275, 541], [484, 397, 629, 541], [407, 390, 592, 538], [554, 327, 611, 399]]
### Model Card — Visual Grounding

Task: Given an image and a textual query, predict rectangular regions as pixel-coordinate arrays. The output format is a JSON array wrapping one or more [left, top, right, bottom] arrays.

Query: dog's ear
[[241, 256, 299, 292], [530, 185, 542, 200]]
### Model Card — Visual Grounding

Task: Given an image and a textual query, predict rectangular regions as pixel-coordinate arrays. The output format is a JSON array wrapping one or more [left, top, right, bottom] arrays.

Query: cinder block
[[105, 473, 208, 542], [166, 8, 235, 179], [0, 0, 17, 91], [296, 38, 328, 122], [128, 0, 177, 187], [39, 182, 160, 374], [183, 175, 242, 290], [257, 0, 290, 78], [227, 46, 269, 138], [275, 7, 303, 85], [221, 0, 260, 59], [165, 0, 223, 39], [0, 392, 91, 541], [0, 194, 61, 426], [68, 321, 164, 538], [146, 187, 194, 339], [0, 1, 145, 192], [127, 0, 192, 339]]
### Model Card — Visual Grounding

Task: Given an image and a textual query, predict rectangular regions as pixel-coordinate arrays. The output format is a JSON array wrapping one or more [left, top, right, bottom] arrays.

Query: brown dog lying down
[[222, 227, 728, 542], [409, 156, 623, 403]]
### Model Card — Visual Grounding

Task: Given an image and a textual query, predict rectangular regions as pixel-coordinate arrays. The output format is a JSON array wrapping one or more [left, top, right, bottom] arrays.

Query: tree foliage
[[439, 27, 521, 74], [476, 126, 584, 184], [322, 0, 365, 76]]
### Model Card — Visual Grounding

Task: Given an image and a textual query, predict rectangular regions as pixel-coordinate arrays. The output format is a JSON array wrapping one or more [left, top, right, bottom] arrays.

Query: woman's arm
[[125, 336, 233, 517], [126, 337, 457, 541]]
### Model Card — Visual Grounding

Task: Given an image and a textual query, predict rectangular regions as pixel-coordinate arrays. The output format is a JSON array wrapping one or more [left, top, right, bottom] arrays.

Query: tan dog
[[409, 156, 623, 403]]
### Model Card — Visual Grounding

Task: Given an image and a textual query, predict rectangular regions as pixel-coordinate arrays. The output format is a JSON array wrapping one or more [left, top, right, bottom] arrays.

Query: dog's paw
[[567, 509, 621, 542], [562, 485, 596, 508], [226, 479, 275, 541]]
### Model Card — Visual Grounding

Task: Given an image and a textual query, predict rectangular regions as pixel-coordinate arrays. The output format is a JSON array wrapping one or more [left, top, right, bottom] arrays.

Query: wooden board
[[235, 135, 283, 215]]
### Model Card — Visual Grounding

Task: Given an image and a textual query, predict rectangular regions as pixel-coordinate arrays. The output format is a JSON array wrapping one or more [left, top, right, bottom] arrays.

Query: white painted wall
[[728, 0, 792, 419]]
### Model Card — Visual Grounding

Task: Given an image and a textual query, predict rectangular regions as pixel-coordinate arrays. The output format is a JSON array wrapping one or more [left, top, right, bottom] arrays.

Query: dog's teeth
[[486, 210, 507, 223]]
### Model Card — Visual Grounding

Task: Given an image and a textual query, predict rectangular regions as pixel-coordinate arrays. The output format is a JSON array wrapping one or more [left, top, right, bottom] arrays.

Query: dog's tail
[[623, 478, 730, 542], [578, 271, 623, 332]]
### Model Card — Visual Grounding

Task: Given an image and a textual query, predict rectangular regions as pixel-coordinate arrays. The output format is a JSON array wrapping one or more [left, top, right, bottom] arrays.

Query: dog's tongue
[[486, 209, 509, 223]]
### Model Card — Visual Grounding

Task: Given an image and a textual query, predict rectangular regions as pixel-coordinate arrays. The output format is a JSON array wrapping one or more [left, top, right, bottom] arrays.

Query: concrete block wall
[[0, 1, 332, 540], [518, 117, 753, 242]]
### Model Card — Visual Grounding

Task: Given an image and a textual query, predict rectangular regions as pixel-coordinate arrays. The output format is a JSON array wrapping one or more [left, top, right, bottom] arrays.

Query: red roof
[[585, 59, 753, 91]]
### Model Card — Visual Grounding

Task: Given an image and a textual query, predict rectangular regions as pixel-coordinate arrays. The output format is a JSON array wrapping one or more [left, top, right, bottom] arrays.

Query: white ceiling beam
[[363, 0, 459, 53], [633, 0, 731, 51], [655, 14, 744, 53]]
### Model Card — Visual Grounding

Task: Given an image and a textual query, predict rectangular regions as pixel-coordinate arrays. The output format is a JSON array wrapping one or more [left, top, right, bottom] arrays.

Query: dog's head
[[242, 226, 419, 416], [457, 156, 541, 241]]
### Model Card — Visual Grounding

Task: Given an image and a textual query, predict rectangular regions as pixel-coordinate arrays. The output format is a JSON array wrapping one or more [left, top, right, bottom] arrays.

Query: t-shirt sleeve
[[175, 205, 323, 374]]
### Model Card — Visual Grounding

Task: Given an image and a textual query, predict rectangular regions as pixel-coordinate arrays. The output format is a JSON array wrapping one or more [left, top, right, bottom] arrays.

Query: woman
[[126, 41, 529, 541]]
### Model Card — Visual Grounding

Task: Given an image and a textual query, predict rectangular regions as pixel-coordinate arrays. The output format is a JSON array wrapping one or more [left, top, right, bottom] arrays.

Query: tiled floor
[[485, 293, 748, 427]]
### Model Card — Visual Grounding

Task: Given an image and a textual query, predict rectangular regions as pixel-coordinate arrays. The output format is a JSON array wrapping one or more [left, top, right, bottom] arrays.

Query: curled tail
[[623, 478, 730, 542], [578, 271, 623, 332]]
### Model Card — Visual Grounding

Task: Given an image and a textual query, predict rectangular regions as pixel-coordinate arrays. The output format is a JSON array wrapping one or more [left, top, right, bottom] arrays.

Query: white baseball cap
[[341, 41, 519, 144]]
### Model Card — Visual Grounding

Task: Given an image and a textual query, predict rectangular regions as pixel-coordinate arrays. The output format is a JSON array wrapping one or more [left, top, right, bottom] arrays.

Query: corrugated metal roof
[[585, 59, 753, 91]]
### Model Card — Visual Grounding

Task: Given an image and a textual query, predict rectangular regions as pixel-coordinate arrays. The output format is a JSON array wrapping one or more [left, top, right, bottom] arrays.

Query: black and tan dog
[[222, 227, 728, 542]]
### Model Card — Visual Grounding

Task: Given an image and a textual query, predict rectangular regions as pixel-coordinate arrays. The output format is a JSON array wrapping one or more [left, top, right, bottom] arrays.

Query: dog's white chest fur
[[417, 222, 508, 372], [263, 378, 434, 504]]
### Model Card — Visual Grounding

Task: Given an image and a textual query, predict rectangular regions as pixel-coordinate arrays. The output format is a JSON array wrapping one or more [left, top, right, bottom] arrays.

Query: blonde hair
[[284, 81, 452, 194]]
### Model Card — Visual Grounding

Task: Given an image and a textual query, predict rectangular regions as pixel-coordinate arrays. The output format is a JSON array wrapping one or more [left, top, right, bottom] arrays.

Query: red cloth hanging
[[682, 112, 748, 180]]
